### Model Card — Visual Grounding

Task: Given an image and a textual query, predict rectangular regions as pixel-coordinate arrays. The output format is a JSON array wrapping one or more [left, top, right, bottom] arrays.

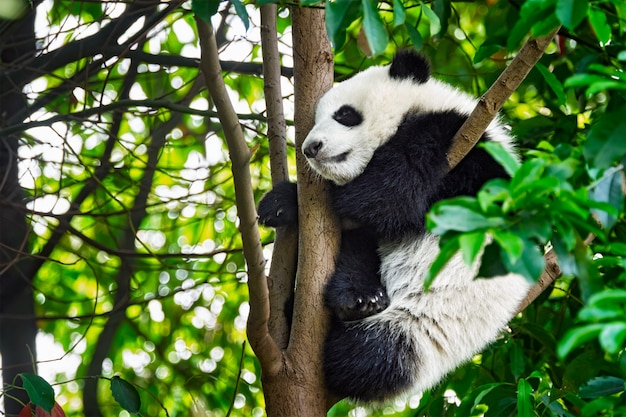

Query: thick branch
[[260, 3, 297, 351], [195, 18, 283, 374], [285, 4, 338, 413], [447, 27, 561, 170]]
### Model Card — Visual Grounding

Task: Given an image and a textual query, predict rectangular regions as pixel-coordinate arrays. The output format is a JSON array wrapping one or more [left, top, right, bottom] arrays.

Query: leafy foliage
[[19, 373, 56, 413]]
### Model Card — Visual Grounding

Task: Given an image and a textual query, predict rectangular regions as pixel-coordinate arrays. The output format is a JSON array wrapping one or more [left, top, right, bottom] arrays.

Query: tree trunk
[[261, 6, 339, 416], [0, 10, 38, 415]]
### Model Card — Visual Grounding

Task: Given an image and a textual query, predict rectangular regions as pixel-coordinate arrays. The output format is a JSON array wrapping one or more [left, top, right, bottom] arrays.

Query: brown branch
[[444, 27, 562, 312], [195, 18, 283, 375], [516, 249, 562, 314], [447, 26, 561, 170], [260, 3, 298, 350]]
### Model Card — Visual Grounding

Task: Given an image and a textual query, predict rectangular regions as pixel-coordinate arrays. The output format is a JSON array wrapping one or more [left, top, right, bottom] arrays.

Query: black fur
[[324, 316, 418, 401], [331, 110, 507, 240], [258, 181, 298, 228], [324, 228, 388, 322], [333, 105, 363, 127], [389, 50, 430, 83]]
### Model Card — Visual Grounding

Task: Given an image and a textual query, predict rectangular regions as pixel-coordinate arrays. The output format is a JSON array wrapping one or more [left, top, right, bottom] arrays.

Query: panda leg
[[324, 316, 417, 401], [324, 228, 389, 322]]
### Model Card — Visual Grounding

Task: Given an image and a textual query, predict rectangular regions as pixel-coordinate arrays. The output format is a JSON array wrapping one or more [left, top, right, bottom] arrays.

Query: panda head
[[302, 50, 476, 185]]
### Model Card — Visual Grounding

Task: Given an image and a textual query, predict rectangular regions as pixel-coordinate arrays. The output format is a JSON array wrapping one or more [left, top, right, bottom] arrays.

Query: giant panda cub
[[258, 50, 532, 402]]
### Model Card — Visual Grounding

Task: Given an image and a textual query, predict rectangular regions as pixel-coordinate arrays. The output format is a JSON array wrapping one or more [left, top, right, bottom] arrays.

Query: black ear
[[389, 50, 430, 84]]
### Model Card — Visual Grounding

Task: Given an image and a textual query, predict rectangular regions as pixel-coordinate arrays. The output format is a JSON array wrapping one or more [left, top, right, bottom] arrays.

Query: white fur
[[303, 64, 514, 185], [372, 234, 531, 396]]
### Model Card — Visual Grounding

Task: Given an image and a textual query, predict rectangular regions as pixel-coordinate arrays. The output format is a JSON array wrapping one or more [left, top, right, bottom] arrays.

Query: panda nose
[[303, 140, 323, 158]]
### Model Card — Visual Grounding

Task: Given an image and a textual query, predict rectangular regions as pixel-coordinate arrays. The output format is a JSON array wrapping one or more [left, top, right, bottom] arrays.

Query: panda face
[[302, 51, 478, 185], [302, 66, 418, 185]]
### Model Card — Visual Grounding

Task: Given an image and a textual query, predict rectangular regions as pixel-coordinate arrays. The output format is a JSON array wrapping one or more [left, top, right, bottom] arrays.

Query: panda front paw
[[327, 285, 390, 322], [258, 181, 298, 228]]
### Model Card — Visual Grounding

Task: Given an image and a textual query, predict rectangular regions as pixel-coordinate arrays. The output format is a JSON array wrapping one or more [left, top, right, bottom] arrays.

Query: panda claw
[[333, 286, 390, 322]]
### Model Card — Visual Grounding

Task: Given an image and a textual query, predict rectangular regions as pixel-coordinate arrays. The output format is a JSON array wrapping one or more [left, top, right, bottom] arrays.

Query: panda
[[258, 50, 532, 402]]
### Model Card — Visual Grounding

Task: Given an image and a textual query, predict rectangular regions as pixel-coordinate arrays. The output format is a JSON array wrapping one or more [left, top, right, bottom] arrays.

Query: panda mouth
[[316, 151, 350, 164]]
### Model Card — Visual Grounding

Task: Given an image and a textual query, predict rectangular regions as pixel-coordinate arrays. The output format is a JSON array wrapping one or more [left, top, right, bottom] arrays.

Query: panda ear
[[389, 50, 430, 84]]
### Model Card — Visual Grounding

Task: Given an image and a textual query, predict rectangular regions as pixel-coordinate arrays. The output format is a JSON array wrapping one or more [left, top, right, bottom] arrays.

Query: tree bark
[[197, 4, 336, 414], [0, 10, 38, 415], [261, 6, 338, 416], [260, 3, 297, 350]]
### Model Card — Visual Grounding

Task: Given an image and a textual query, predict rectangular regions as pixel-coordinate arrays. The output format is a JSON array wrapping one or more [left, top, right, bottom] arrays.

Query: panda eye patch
[[332, 105, 363, 127]]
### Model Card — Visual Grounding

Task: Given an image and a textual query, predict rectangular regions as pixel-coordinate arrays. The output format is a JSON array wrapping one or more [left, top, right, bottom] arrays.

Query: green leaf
[[326, 0, 362, 50], [424, 236, 460, 289], [556, 0, 589, 30], [510, 159, 546, 195], [433, 0, 450, 35], [578, 306, 624, 321], [493, 230, 524, 264], [502, 239, 545, 282], [517, 379, 533, 417], [558, 324, 604, 358], [232, 0, 249, 31], [428, 203, 504, 235], [508, 0, 554, 49], [474, 44, 502, 64], [589, 8, 611, 44], [535, 62, 567, 105], [508, 18, 532, 51], [20, 373, 55, 413], [579, 376, 626, 399], [481, 141, 521, 177], [599, 322, 626, 354], [392, 0, 405, 26], [456, 383, 507, 416], [459, 232, 486, 267], [477, 242, 509, 278], [588, 289, 626, 307], [584, 108, 626, 169], [110, 376, 141, 414], [420, 1, 441, 37], [552, 234, 579, 277], [477, 179, 509, 213], [589, 169, 624, 229], [404, 22, 423, 49], [191, 0, 220, 23], [361, 0, 389, 56], [510, 343, 525, 380]]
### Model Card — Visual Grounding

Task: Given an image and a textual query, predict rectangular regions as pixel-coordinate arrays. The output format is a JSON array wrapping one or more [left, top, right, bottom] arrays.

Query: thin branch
[[0, 99, 275, 136], [195, 17, 283, 374], [260, 3, 297, 350], [0, 0, 185, 96], [447, 27, 561, 170]]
